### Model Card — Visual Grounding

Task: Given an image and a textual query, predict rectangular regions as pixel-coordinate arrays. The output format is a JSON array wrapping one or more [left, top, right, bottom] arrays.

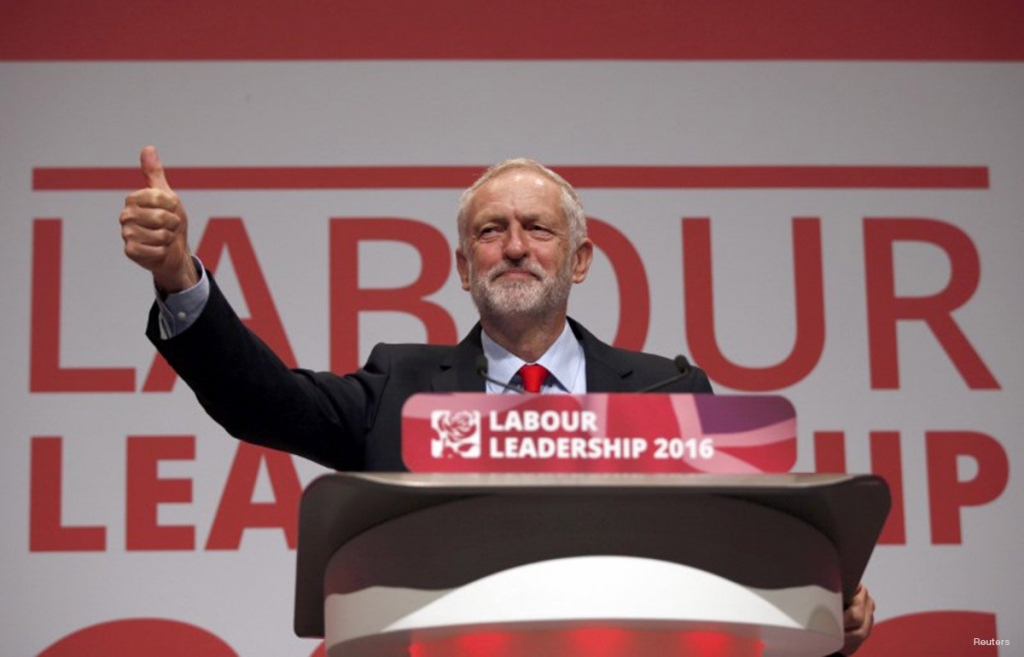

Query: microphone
[[475, 355, 527, 394], [637, 355, 691, 393]]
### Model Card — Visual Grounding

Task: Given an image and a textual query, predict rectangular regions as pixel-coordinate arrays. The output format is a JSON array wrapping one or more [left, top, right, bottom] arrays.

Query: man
[[120, 146, 874, 654], [120, 146, 713, 469]]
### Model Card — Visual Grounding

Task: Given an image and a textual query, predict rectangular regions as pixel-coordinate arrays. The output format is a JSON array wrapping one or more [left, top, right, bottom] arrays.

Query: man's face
[[456, 170, 592, 322]]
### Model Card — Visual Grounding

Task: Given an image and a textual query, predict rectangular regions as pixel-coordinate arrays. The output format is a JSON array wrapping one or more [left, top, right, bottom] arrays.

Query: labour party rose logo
[[430, 410, 482, 458]]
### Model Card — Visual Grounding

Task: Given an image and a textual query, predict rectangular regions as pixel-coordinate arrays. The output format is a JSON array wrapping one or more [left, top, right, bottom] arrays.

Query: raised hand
[[119, 146, 198, 294]]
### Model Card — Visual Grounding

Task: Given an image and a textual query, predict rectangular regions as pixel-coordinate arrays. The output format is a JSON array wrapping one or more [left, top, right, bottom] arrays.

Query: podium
[[295, 472, 889, 657]]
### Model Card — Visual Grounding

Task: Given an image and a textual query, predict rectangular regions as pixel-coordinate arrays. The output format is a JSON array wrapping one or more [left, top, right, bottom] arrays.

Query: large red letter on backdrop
[[206, 443, 302, 550], [143, 218, 298, 391], [31, 219, 135, 392], [587, 218, 650, 350], [683, 217, 825, 390], [30, 437, 106, 551], [330, 218, 457, 373], [864, 218, 998, 390], [38, 618, 237, 657], [926, 430, 1008, 544], [126, 436, 196, 551]]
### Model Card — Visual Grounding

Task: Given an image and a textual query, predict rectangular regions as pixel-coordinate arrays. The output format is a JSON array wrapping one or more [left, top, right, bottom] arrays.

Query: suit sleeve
[[147, 274, 384, 470]]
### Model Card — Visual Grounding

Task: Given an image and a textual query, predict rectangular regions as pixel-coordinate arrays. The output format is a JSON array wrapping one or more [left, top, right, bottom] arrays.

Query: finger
[[120, 205, 182, 231], [843, 586, 870, 630], [845, 606, 865, 630], [140, 145, 172, 191], [844, 584, 866, 611], [125, 187, 179, 211], [123, 239, 163, 257], [123, 223, 176, 248], [123, 240, 172, 266]]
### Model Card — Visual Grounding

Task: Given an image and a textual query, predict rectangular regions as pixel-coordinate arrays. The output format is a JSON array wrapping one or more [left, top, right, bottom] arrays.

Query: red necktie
[[518, 364, 549, 393]]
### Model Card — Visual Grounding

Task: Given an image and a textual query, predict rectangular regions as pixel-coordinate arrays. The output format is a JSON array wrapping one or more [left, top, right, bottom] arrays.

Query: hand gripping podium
[[294, 472, 889, 657]]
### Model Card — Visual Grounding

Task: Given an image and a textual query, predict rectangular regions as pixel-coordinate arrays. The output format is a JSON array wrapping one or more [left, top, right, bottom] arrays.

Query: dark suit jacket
[[149, 275, 713, 471]]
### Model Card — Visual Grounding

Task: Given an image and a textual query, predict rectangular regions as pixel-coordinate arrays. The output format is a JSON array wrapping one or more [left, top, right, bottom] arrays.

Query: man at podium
[[119, 147, 874, 655]]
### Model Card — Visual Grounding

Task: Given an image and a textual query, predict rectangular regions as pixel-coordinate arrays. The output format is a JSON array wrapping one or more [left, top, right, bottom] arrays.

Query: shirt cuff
[[155, 257, 209, 340]]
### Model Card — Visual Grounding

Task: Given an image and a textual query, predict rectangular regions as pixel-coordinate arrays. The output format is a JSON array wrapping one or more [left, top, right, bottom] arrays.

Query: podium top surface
[[295, 472, 890, 637], [326, 471, 858, 490]]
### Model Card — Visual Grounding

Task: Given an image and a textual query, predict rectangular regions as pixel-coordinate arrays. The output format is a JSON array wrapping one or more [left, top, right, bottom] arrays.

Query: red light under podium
[[409, 627, 763, 657]]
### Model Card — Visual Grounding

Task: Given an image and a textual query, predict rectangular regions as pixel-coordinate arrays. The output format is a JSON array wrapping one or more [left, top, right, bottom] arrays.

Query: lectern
[[295, 472, 889, 657]]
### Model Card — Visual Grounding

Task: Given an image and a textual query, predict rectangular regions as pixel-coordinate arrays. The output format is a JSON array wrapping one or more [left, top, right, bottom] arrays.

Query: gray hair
[[457, 158, 587, 251]]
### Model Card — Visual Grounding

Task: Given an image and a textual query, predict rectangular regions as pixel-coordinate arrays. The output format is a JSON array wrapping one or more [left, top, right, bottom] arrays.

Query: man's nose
[[503, 223, 527, 260]]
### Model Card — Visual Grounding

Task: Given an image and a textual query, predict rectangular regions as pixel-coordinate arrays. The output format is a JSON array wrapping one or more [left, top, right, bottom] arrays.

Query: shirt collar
[[481, 322, 584, 393]]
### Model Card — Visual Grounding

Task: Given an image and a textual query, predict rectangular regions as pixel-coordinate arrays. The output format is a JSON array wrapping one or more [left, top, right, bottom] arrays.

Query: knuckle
[[157, 190, 179, 209], [157, 228, 174, 246]]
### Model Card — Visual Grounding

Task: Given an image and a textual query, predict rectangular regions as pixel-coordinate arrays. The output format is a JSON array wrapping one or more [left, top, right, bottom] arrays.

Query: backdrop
[[2, 2, 1022, 655]]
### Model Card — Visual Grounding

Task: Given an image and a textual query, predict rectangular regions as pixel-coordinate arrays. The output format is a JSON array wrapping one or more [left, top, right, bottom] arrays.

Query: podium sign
[[402, 393, 796, 473]]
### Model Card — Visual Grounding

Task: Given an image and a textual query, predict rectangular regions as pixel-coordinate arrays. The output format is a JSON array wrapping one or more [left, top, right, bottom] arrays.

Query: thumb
[[140, 145, 172, 191]]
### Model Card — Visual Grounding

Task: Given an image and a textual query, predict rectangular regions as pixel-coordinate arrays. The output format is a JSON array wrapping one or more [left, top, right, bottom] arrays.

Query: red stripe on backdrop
[[33, 165, 989, 190], [3, 0, 1023, 61]]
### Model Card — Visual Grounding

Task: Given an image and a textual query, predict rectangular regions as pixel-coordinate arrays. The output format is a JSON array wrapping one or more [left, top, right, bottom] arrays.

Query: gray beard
[[469, 262, 572, 321]]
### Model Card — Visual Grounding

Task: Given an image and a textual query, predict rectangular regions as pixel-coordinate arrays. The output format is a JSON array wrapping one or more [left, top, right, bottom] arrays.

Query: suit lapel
[[569, 318, 635, 392], [430, 323, 487, 393]]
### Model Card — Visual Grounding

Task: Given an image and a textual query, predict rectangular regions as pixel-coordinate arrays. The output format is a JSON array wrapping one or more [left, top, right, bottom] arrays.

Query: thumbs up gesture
[[120, 146, 199, 294]]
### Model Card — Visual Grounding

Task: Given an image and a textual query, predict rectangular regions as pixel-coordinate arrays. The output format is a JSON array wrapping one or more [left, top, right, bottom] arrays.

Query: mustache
[[486, 261, 545, 282]]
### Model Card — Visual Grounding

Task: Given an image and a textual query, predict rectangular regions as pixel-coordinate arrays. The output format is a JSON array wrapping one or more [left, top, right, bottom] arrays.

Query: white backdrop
[[2, 13, 1022, 657]]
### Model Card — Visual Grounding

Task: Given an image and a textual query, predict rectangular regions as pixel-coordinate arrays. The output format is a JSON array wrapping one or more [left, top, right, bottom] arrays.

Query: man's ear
[[571, 239, 594, 284], [456, 248, 471, 291]]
